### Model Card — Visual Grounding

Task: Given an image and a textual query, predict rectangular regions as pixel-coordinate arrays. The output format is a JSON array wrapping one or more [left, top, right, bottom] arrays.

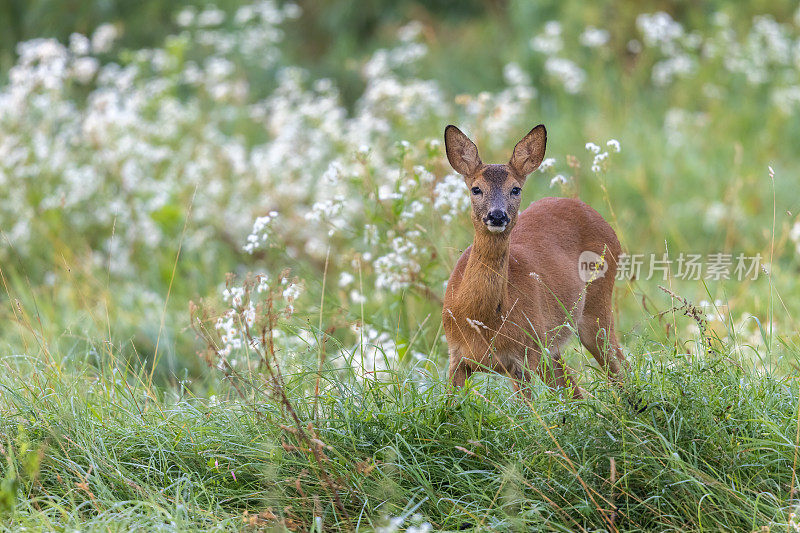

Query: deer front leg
[[529, 348, 586, 399], [448, 346, 472, 387], [508, 348, 539, 399]]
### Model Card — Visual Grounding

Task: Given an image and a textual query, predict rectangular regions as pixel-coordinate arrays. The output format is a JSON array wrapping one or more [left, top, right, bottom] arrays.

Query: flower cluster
[[212, 272, 304, 367], [527, 11, 800, 111], [0, 1, 301, 277], [585, 139, 622, 173]]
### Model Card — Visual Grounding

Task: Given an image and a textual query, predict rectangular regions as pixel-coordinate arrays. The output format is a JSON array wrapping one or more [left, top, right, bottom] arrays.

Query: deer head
[[444, 125, 547, 235]]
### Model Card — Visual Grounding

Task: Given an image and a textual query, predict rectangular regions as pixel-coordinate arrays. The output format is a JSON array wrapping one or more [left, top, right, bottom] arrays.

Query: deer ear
[[509, 124, 546, 178], [444, 125, 482, 178]]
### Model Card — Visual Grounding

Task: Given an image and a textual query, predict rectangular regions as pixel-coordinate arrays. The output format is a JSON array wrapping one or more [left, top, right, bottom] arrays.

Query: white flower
[[434, 173, 469, 223], [223, 286, 245, 307], [585, 142, 601, 154], [580, 26, 610, 48], [627, 39, 643, 54], [790, 219, 800, 254], [503, 62, 530, 86], [591, 150, 610, 172], [607, 139, 621, 152], [544, 57, 585, 93], [197, 8, 226, 27], [283, 283, 303, 302], [397, 21, 423, 42], [244, 212, 279, 254], [772, 86, 800, 114], [243, 302, 256, 327], [175, 7, 196, 27], [72, 57, 99, 83], [538, 157, 556, 171], [652, 54, 695, 86], [413, 165, 434, 183], [373, 234, 424, 292], [69, 33, 91, 55], [549, 174, 568, 187], [530, 21, 563, 55], [256, 275, 270, 293], [349, 290, 367, 304], [377, 516, 405, 533], [91, 23, 119, 53], [636, 12, 684, 54], [283, 3, 302, 19], [339, 272, 355, 287], [321, 160, 343, 184], [400, 200, 424, 219], [407, 523, 433, 533]]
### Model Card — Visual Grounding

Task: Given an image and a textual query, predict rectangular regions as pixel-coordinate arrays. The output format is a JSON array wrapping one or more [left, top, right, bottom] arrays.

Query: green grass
[[2, 330, 799, 531]]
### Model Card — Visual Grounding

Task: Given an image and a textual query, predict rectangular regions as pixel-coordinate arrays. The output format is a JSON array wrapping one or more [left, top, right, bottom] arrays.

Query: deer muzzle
[[484, 209, 510, 233]]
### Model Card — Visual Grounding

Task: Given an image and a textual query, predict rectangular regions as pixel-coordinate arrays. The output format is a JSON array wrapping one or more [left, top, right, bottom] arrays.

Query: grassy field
[[2, 1, 800, 530]]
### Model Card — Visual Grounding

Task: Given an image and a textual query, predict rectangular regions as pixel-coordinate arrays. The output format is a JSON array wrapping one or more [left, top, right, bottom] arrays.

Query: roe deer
[[442, 124, 627, 399]]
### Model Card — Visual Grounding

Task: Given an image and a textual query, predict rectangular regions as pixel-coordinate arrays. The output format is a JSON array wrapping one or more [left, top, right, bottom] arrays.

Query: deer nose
[[486, 210, 509, 226]]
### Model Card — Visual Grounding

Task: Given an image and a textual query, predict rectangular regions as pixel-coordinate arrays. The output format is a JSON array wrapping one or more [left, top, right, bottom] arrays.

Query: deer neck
[[458, 230, 510, 322]]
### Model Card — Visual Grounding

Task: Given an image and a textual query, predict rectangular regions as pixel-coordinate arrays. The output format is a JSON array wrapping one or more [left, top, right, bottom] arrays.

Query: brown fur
[[442, 125, 627, 398]]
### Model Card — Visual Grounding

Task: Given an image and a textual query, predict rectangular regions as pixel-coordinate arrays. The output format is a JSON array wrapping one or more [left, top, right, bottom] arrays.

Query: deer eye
[[471, 186, 482, 195], [510, 186, 522, 196]]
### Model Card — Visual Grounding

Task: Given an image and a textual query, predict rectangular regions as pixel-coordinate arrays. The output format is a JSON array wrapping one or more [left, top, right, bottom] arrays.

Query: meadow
[[2, 1, 800, 530]]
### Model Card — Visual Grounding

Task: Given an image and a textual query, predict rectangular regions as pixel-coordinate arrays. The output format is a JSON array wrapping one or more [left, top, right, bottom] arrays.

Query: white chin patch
[[486, 224, 507, 233]]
